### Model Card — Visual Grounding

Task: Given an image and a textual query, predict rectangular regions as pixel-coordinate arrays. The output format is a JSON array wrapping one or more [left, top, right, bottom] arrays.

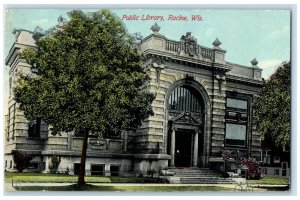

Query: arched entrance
[[166, 79, 210, 168]]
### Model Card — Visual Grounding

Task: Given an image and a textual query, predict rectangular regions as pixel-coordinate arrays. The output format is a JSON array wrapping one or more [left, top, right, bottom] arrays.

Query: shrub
[[48, 155, 61, 172], [12, 151, 33, 172], [235, 157, 261, 179]]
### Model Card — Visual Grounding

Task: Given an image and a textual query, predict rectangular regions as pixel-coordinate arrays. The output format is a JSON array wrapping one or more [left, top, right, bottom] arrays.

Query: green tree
[[253, 61, 291, 147], [14, 9, 154, 186]]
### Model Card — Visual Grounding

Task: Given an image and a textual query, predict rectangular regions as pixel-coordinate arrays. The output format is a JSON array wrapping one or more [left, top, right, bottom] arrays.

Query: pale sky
[[4, 9, 291, 112]]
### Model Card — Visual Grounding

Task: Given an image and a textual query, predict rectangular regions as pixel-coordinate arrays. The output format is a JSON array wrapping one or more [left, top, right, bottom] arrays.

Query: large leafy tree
[[253, 61, 291, 147], [15, 9, 154, 186]]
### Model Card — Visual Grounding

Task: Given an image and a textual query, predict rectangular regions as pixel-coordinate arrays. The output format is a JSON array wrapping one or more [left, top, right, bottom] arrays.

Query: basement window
[[110, 165, 120, 176], [74, 163, 80, 175], [27, 162, 39, 170], [91, 164, 105, 176]]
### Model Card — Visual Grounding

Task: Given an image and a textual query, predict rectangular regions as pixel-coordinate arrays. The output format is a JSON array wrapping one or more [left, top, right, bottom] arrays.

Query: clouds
[[205, 28, 217, 36], [267, 25, 290, 39], [259, 59, 282, 69], [259, 59, 285, 79]]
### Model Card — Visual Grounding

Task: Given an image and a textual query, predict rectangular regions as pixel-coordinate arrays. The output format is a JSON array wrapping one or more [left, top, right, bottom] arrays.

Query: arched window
[[168, 86, 202, 113]]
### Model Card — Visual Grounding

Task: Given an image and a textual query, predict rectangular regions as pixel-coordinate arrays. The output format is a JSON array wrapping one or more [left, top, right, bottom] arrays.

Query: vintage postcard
[[3, 7, 292, 194]]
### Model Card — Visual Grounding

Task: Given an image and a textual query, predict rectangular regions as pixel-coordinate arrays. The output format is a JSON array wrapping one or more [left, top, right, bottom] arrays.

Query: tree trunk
[[77, 129, 89, 186]]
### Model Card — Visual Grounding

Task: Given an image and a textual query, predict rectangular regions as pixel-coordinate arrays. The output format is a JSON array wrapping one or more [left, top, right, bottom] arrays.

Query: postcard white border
[[1, 1, 298, 199]]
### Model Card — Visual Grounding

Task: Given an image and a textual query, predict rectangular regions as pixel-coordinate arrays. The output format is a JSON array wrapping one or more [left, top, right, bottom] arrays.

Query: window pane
[[225, 123, 246, 146], [91, 164, 104, 176], [110, 165, 120, 176], [184, 87, 187, 111], [187, 89, 191, 111], [227, 98, 247, 109], [74, 163, 80, 175], [180, 87, 183, 110], [226, 123, 246, 140], [169, 86, 201, 112], [28, 117, 41, 138]]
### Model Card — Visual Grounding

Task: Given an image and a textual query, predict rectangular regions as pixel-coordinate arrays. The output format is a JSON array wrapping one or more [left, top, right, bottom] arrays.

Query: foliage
[[14, 9, 154, 185], [48, 155, 61, 172], [253, 61, 291, 147], [12, 151, 33, 172], [15, 9, 154, 136], [235, 157, 261, 179]]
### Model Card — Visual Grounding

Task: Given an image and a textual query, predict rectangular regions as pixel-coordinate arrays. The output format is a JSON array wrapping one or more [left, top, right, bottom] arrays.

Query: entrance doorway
[[175, 130, 192, 167]]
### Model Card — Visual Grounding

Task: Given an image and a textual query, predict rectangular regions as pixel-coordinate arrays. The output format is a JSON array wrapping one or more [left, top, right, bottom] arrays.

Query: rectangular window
[[74, 163, 80, 175], [225, 124, 246, 146], [274, 169, 280, 176], [262, 168, 268, 175], [264, 155, 271, 164], [27, 162, 39, 170], [282, 162, 287, 176], [110, 165, 120, 176], [225, 95, 249, 147], [28, 117, 41, 138], [91, 164, 105, 176], [273, 155, 280, 164], [227, 98, 247, 110]]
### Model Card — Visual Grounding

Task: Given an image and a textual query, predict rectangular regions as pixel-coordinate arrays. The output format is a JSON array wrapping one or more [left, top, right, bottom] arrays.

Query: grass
[[5, 172, 290, 192], [5, 172, 167, 184], [11, 176, 111, 183], [13, 184, 229, 192], [247, 177, 290, 185]]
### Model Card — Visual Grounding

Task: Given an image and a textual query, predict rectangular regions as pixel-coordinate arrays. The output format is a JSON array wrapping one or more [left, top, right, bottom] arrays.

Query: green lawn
[[13, 184, 229, 192], [247, 177, 290, 185], [5, 172, 290, 192], [5, 172, 167, 184]]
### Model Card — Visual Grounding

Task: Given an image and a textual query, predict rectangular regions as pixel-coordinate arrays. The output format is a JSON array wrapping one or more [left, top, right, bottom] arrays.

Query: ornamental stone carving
[[180, 32, 198, 56]]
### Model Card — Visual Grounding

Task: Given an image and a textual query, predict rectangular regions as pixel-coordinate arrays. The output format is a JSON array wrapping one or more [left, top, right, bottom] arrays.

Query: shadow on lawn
[[13, 184, 227, 192], [13, 184, 126, 192]]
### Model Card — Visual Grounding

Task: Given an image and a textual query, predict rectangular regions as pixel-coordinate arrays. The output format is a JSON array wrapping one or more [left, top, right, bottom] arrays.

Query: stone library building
[[4, 20, 263, 180]]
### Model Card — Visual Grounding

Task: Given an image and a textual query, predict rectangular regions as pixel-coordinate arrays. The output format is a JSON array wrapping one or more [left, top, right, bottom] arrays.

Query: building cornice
[[143, 50, 232, 72], [5, 43, 36, 66], [226, 74, 263, 86]]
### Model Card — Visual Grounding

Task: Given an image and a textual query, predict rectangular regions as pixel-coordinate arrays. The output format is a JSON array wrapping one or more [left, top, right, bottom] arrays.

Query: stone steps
[[180, 177, 236, 184], [168, 168, 236, 184]]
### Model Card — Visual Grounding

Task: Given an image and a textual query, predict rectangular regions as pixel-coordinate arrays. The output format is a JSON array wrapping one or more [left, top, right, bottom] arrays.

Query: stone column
[[193, 131, 199, 168], [170, 128, 176, 168]]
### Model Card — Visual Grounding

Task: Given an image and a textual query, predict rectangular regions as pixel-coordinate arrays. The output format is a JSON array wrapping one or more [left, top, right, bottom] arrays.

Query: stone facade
[[4, 22, 263, 176]]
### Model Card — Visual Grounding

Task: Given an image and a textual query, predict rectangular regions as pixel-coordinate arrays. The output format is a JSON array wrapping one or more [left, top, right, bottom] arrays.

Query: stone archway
[[165, 78, 211, 168]]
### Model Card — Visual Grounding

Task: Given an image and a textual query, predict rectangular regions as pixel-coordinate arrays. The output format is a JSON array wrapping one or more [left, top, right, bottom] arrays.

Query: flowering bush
[[235, 157, 261, 179], [12, 151, 33, 172]]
